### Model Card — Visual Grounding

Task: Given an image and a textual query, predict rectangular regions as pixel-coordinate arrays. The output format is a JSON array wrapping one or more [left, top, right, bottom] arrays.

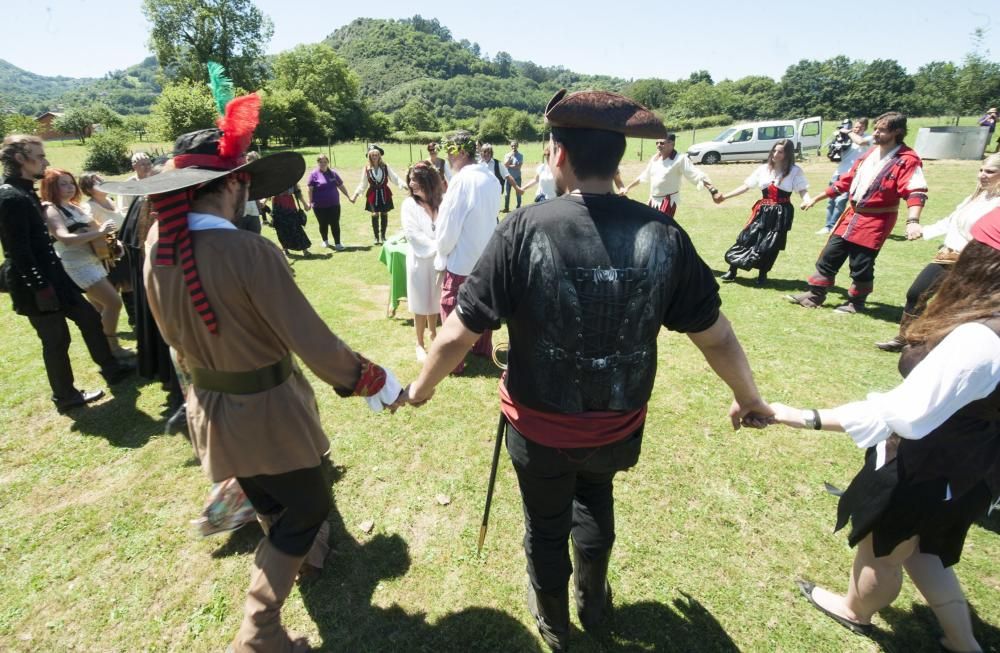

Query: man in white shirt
[[818, 118, 873, 234], [620, 133, 717, 217], [435, 130, 502, 373]]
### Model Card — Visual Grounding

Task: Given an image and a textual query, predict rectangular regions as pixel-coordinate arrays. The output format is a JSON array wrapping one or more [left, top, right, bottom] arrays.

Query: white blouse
[[743, 164, 808, 193], [921, 194, 1000, 252], [84, 198, 121, 225], [400, 197, 437, 260], [354, 165, 403, 196], [535, 163, 556, 199], [832, 322, 1000, 450]]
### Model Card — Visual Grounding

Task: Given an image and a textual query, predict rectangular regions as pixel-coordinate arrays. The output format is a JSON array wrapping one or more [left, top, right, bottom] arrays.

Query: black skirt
[[835, 445, 994, 567], [272, 206, 312, 251], [724, 198, 793, 271]]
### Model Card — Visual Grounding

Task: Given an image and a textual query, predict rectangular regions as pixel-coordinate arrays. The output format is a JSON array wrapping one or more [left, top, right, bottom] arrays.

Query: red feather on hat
[[216, 93, 261, 160]]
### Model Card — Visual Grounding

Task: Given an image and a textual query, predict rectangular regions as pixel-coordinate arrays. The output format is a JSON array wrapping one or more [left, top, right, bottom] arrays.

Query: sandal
[[796, 579, 873, 636]]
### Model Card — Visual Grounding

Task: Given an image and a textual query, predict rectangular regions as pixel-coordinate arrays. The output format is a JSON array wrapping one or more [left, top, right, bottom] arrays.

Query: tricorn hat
[[544, 89, 666, 139]]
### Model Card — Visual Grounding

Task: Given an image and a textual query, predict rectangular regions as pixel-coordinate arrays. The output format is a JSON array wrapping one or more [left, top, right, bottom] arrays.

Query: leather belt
[[190, 355, 293, 394], [849, 202, 898, 214]]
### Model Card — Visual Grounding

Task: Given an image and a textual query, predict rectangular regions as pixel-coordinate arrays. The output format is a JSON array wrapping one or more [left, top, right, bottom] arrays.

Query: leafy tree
[[494, 52, 513, 78], [122, 114, 153, 141], [908, 62, 959, 117], [88, 103, 124, 130], [688, 70, 714, 85], [843, 59, 913, 117], [956, 53, 1000, 117], [719, 76, 780, 120], [257, 88, 326, 147], [365, 112, 393, 141], [53, 108, 95, 143], [150, 80, 218, 141], [1, 113, 39, 137], [670, 82, 725, 119], [476, 108, 538, 143], [626, 79, 674, 111], [83, 130, 132, 174], [270, 43, 365, 140], [142, 0, 273, 90], [393, 97, 439, 132]]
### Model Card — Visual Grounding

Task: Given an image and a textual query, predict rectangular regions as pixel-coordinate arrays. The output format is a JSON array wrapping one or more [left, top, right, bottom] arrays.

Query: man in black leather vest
[[404, 90, 772, 651], [0, 135, 134, 413]]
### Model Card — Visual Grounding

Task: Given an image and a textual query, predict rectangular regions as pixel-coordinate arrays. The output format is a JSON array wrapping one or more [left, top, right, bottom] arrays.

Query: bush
[[83, 130, 132, 174]]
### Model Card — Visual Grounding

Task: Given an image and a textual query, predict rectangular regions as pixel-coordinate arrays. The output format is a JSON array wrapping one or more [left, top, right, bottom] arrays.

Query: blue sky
[[2, 0, 998, 81]]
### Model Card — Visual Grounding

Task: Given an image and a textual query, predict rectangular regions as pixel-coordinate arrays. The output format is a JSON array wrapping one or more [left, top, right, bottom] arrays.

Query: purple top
[[307, 168, 344, 208]]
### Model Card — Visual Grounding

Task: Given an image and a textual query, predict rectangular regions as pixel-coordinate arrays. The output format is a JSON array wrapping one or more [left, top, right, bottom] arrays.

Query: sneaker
[[834, 302, 862, 314], [815, 227, 831, 235], [334, 243, 345, 252], [415, 345, 427, 363]]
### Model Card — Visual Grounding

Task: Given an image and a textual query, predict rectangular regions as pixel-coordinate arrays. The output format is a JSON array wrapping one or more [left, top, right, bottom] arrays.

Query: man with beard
[[790, 112, 928, 313], [403, 90, 771, 651]]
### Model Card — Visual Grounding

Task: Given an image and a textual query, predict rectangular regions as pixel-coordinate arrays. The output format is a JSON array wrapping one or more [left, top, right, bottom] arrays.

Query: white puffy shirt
[[433, 164, 501, 275], [921, 194, 1000, 252], [638, 152, 711, 202]]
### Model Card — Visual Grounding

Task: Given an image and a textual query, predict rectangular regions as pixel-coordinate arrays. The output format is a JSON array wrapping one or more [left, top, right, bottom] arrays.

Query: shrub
[[83, 130, 132, 174]]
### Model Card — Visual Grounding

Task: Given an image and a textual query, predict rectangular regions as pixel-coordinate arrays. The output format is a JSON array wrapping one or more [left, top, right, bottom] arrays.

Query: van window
[[712, 128, 736, 142], [801, 122, 820, 137], [731, 129, 753, 143], [758, 125, 794, 140]]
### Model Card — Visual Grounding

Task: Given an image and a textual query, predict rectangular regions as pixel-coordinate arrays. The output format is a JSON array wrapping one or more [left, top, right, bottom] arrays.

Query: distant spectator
[[979, 107, 999, 154], [502, 140, 524, 212], [306, 154, 353, 250], [817, 118, 872, 235], [480, 144, 516, 197], [515, 146, 556, 202], [426, 141, 450, 188]]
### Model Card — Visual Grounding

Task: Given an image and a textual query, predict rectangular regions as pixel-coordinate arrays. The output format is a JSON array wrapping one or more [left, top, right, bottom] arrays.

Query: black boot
[[121, 291, 136, 327], [755, 271, 768, 287], [572, 541, 612, 632], [527, 583, 569, 652], [165, 404, 189, 438], [720, 266, 737, 282]]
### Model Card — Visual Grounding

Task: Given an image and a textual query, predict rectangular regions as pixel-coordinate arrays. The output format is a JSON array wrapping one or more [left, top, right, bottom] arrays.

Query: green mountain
[[323, 17, 627, 121], [0, 57, 161, 116]]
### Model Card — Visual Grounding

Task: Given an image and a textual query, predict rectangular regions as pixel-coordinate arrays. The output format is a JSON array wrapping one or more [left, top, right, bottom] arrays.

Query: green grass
[[1, 142, 997, 652]]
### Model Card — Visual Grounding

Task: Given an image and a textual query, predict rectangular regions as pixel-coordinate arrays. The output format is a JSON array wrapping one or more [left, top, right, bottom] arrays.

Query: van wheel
[[702, 151, 721, 165]]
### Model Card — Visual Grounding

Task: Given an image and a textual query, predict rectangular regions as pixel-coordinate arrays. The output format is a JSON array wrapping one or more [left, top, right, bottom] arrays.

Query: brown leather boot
[[572, 541, 612, 632], [785, 286, 827, 308], [230, 540, 311, 653], [875, 312, 915, 353]]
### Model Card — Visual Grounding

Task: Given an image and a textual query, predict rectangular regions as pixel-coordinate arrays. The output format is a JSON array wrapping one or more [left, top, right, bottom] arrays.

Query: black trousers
[[238, 464, 331, 557], [314, 205, 342, 245], [809, 235, 879, 300], [904, 262, 948, 314], [370, 213, 388, 241], [505, 422, 643, 593], [27, 298, 117, 401]]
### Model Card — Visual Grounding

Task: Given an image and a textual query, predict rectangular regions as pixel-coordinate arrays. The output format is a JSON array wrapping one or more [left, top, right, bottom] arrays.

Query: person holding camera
[[817, 118, 872, 235]]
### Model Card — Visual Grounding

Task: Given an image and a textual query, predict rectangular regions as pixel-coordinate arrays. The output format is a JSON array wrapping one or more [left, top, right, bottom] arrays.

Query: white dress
[[51, 203, 107, 290], [401, 197, 442, 315]]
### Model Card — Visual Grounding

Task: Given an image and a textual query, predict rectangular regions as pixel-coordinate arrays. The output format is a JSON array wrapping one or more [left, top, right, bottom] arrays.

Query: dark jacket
[[0, 176, 79, 315]]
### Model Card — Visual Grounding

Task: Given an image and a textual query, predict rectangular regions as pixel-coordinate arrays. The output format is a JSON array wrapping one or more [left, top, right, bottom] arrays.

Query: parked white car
[[686, 117, 823, 164]]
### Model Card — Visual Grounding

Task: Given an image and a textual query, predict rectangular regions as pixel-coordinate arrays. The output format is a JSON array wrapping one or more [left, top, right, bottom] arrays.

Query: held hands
[[728, 396, 775, 430], [712, 193, 725, 205], [799, 196, 820, 212], [905, 222, 922, 240]]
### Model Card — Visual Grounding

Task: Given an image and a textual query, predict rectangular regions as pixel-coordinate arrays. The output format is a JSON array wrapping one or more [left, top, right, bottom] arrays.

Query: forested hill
[[323, 16, 627, 121], [0, 57, 161, 116]]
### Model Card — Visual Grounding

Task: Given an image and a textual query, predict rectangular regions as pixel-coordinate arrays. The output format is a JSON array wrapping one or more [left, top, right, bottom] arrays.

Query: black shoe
[[573, 541, 613, 632], [101, 359, 136, 385], [527, 583, 569, 652], [755, 272, 768, 287], [54, 389, 104, 414], [796, 579, 873, 636], [720, 267, 737, 282], [165, 404, 189, 438]]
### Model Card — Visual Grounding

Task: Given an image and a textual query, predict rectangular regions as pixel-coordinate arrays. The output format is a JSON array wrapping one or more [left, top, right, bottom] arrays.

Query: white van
[[686, 117, 823, 164]]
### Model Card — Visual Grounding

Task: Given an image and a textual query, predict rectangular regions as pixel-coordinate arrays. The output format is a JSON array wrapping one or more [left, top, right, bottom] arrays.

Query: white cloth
[[51, 203, 106, 289], [187, 212, 238, 231], [365, 368, 402, 413], [535, 163, 556, 199], [400, 197, 442, 315], [743, 164, 808, 193], [354, 165, 403, 196], [84, 198, 122, 225], [480, 158, 509, 189], [638, 152, 711, 202], [243, 200, 260, 217], [834, 133, 873, 176], [849, 145, 927, 201], [920, 194, 1000, 252], [434, 163, 501, 275], [832, 322, 1000, 450]]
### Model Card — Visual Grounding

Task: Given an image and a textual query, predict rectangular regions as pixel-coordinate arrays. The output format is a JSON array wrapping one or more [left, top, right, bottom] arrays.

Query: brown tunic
[[144, 224, 363, 481]]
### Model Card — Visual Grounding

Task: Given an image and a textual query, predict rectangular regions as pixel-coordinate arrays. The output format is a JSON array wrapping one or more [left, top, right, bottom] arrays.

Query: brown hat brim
[[544, 89, 666, 139], [98, 151, 305, 201]]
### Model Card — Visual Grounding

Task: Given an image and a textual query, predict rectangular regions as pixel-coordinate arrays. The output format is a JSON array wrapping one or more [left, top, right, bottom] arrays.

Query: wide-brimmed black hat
[[99, 128, 304, 200]]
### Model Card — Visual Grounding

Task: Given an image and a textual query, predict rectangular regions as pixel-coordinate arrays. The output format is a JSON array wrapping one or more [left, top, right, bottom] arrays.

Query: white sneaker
[[815, 227, 831, 235], [322, 241, 331, 248], [415, 345, 427, 363], [335, 243, 345, 251]]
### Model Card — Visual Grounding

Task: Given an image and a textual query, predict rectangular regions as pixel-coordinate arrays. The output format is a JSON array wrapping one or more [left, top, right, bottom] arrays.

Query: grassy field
[[0, 139, 997, 652]]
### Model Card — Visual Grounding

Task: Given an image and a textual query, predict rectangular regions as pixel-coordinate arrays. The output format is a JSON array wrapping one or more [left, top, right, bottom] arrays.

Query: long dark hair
[[767, 139, 794, 179], [905, 240, 1000, 348], [406, 161, 444, 212]]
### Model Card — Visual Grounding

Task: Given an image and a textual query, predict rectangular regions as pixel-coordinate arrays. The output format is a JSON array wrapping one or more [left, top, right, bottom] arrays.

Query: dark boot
[[720, 266, 737, 282], [165, 404, 189, 438], [572, 541, 612, 632], [527, 582, 570, 652], [230, 540, 311, 653], [755, 271, 768, 287], [875, 311, 915, 352], [786, 285, 827, 308], [121, 291, 136, 327]]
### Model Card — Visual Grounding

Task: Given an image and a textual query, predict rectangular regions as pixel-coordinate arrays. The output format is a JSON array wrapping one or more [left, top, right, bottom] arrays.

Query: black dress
[[270, 187, 311, 252], [835, 318, 1000, 567], [724, 183, 794, 274]]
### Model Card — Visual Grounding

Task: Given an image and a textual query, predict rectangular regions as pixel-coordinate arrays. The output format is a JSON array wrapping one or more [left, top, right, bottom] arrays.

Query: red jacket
[[826, 144, 927, 250]]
